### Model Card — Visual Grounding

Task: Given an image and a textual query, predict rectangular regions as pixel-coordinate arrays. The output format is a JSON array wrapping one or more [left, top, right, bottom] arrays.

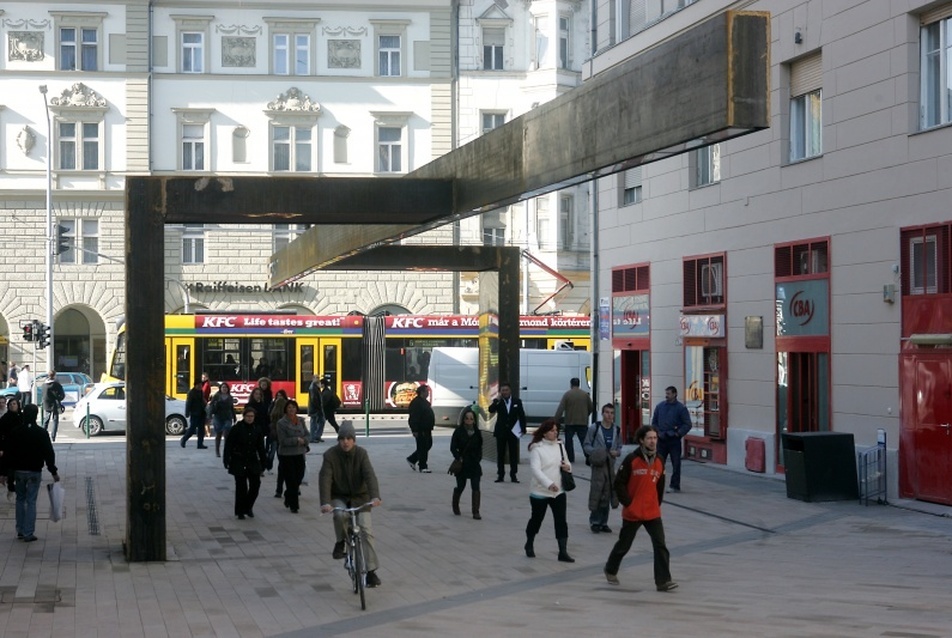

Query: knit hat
[[338, 421, 356, 440]]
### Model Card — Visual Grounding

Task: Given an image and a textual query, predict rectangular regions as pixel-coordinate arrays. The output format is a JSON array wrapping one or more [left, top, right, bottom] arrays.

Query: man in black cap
[[319, 422, 383, 587]]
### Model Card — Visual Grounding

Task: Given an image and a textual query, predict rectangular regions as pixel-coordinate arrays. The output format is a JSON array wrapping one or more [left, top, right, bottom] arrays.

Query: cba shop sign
[[775, 279, 829, 337], [612, 294, 650, 338]]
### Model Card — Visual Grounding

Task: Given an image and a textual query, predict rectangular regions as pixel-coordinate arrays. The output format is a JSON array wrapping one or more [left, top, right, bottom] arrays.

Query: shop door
[[619, 349, 649, 444], [913, 357, 952, 504], [167, 338, 194, 400]]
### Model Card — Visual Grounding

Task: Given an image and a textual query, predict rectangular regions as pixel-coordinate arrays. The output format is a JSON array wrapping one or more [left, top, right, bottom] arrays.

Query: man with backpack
[[42, 371, 65, 442]]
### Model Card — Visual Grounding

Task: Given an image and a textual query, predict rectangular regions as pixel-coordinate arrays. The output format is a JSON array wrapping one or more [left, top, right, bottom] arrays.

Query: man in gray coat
[[583, 403, 623, 533], [553, 377, 594, 463]]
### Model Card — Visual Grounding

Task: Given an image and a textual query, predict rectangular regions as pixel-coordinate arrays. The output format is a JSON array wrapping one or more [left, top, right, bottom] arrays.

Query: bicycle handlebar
[[328, 501, 377, 514]]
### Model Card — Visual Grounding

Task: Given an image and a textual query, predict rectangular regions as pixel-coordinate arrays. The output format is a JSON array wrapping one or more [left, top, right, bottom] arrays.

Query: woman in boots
[[450, 406, 483, 519], [524, 419, 574, 562]]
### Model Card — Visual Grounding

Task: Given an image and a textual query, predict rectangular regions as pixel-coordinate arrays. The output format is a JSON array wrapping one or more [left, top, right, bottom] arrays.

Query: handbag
[[559, 443, 576, 492], [47, 482, 66, 522], [448, 458, 463, 476]]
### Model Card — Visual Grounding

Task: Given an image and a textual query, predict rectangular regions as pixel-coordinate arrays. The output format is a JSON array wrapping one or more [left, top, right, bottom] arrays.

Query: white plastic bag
[[47, 482, 66, 522]]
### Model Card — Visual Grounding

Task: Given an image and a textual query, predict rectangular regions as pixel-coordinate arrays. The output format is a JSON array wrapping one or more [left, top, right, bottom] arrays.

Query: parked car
[[72, 382, 187, 436], [42, 372, 96, 407]]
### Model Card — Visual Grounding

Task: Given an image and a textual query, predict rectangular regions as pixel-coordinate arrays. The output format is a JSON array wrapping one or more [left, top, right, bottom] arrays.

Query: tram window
[[323, 343, 338, 383], [251, 338, 292, 381], [300, 345, 315, 395], [201, 338, 241, 381]]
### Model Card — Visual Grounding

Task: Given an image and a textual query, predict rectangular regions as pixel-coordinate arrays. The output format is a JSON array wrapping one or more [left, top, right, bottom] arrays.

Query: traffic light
[[55, 224, 70, 255], [22, 321, 35, 342], [37, 322, 51, 350]]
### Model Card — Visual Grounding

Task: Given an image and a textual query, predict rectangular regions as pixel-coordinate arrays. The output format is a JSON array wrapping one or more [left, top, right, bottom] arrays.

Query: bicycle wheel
[[348, 538, 360, 595], [353, 535, 366, 610]]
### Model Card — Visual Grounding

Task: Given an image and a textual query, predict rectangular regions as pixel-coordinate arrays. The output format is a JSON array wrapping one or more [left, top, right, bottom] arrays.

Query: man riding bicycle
[[319, 422, 383, 587]]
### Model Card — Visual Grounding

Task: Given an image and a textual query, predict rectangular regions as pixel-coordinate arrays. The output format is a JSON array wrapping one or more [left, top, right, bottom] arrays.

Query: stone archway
[[54, 306, 107, 379]]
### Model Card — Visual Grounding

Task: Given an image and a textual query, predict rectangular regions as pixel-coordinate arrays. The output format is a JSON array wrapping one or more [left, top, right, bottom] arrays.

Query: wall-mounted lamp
[[883, 283, 897, 304], [794, 29, 803, 44]]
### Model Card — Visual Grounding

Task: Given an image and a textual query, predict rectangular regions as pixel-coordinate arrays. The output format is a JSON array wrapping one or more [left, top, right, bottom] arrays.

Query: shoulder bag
[[559, 443, 576, 492]]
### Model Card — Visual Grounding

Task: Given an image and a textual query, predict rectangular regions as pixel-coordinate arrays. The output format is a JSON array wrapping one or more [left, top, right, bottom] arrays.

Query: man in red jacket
[[603, 425, 677, 591]]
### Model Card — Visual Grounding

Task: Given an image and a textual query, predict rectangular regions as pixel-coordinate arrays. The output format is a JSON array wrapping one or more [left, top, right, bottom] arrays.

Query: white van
[[427, 346, 592, 426]]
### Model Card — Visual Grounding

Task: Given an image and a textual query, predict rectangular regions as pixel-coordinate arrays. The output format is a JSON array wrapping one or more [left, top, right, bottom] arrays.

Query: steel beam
[[269, 10, 769, 286]]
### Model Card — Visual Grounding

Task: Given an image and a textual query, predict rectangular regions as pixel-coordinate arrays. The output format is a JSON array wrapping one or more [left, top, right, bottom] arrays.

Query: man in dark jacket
[[307, 377, 325, 443], [41, 371, 65, 442], [3, 404, 60, 542], [180, 378, 208, 449], [321, 379, 341, 434], [319, 422, 383, 587], [406, 385, 435, 472], [488, 382, 527, 483], [650, 386, 692, 492], [223, 407, 268, 519]]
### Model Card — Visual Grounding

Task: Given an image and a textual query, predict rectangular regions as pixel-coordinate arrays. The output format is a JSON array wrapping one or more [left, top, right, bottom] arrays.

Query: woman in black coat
[[450, 406, 483, 520], [0, 397, 23, 494], [223, 407, 268, 520]]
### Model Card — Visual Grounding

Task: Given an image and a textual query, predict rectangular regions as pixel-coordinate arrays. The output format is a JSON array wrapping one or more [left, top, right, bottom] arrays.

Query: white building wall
[[590, 0, 952, 495]]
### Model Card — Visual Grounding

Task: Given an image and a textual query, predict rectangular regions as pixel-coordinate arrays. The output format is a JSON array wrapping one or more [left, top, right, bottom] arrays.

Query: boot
[[472, 490, 481, 520], [452, 488, 462, 516], [524, 533, 536, 558], [215, 433, 222, 457], [557, 537, 575, 563]]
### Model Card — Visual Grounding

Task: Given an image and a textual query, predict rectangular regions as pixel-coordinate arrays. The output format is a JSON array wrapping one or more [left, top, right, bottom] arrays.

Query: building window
[[620, 167, 642, 206], [611, 264, 650, 293], [535, 196, 551, 248], [483, 226, 506, 246], [482, 111, 506, 133], [559, 194, 575, 249], [483, 27, 504, 70], [559, 16, 571, 69], [182, 125, 205, 171], [371, 20, 407, 78], [182, 224, 205, 264], [58, 218, 99, 265], [901, 224, 951, 295], [273, 224, 310, 252], [58, 121, 100, 171], [182, 32, 204, 73], [788, 52, 822, 162], [684, 254, 725, 308], [920, 8, 952, 129], [693, 143, 720, 187], [775, 239, 829, 278], [173, 15, 212, 74], [377, 126, 402, 173], [51, 12, 104, 71], [274, 33, 310, 75], [272, 125, 313, 172]]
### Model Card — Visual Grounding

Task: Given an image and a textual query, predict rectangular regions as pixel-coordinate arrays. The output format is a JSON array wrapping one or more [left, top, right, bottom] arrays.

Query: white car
[[73, 382, 188, 437]]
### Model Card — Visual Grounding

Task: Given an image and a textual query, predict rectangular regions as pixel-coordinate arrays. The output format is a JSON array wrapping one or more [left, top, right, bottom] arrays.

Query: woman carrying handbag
[[524, 419, 575, 562], [450, 406, 484, 519]]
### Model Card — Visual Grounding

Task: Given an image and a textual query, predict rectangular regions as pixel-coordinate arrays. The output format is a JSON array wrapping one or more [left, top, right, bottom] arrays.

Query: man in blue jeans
[[650, 386, 692, 492], [553, 377, 594, 463], [3, 404, 60, 542]]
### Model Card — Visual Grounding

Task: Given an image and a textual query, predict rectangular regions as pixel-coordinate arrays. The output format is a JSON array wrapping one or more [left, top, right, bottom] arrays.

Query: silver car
[[72, 382, 187, 436]]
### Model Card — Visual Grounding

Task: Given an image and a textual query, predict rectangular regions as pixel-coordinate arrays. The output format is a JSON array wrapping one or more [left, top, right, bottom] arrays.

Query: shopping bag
[[47, 482, 66, 522]]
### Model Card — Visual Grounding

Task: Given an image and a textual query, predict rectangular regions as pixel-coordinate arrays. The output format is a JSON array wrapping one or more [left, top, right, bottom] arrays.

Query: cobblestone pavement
[[0, 428, 949, 637]]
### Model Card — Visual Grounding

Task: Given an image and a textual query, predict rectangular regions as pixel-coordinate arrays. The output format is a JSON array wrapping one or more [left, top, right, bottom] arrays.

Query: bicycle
[[330, 502, 375, 610]]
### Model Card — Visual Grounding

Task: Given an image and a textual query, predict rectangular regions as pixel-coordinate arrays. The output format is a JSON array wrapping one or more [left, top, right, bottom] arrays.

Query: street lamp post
[[39, 85, 53, 373]]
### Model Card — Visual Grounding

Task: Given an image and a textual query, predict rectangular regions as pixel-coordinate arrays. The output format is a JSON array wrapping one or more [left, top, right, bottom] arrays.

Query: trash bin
[[781, 432, 859, 502]]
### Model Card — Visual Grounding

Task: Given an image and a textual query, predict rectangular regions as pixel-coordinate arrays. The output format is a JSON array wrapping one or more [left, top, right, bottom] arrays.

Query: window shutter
[[636, 265, 650, 291], [683, 260, 698, 307], [790, 52, 822, 97], [484, 28, 505, 46], [624, 166, 642, 189], [921, 4, 952, 25], [612, 269, 624, 293]]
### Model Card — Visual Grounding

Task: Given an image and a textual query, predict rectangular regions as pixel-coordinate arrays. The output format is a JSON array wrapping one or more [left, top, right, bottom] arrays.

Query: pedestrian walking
[[2, 404, 60, 542], [307, 377, 325, 443], [450, 406, 483, 519], [553, 377, 594, 463], [603, 425, 677, 591], [223, 407, 267, 520], [489, 382, 527, 483], [209, 383, 236, 458], [406, 385, 435, 473], [650, 386, 692, 492], [180, 378, 208, 449], [582, 403, 623, 533], [41, 371, 65, 442], [18, 364, 34, 406], [276, 399, 308, 513], [524, 419, 575, 562], [0, 397, 22, 498], [321, 379, 341, 434]]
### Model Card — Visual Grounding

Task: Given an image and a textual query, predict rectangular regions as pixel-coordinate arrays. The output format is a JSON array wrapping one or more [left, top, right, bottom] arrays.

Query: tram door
[[167, 337, 195, 400], [296, 338, 342, 404]]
